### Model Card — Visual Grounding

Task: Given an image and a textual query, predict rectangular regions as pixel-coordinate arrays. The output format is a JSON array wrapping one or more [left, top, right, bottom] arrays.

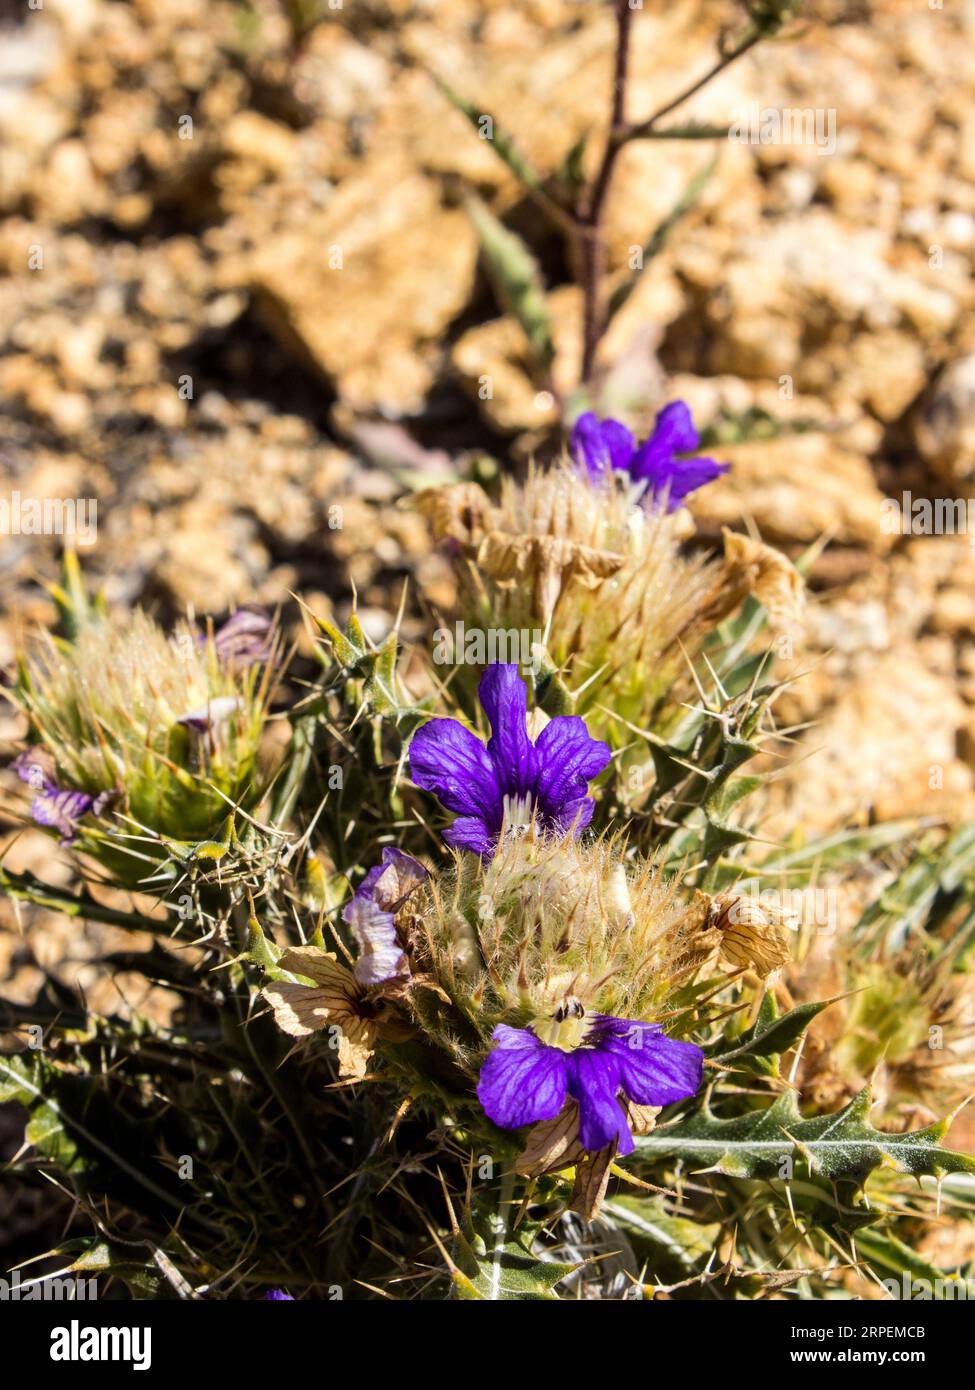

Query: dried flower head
[[417, 461, 745, 745], [707, 891, 795, 977], [7, 607, 277, 861]]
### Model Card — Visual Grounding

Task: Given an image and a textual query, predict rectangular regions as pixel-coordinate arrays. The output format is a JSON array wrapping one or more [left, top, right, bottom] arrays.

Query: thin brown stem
[[579, 0, 634, 385], [623, 23, 764, 141], [576, 13, 769, 389]]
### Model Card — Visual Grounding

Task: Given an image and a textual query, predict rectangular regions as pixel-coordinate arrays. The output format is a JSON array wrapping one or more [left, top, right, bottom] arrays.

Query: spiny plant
[[3, 454, 974, 1302], [2, 0, 973, 1305]]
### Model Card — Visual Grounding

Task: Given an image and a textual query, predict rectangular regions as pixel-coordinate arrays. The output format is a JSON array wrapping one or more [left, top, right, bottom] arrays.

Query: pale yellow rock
[[689, 434, 892, 549], [221, 112, 299, 175], [245, 163, 479, 412], [765, 646, 975, 835]]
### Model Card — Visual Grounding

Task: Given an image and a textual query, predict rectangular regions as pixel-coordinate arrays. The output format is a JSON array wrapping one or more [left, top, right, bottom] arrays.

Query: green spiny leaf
[[633, 1088, 975, 1186], [707, 993, 839, 1077], [450, 1180, 576, 1300]]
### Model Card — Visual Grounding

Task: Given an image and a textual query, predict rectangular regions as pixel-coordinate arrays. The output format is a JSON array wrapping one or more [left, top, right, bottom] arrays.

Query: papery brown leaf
[[516, 1102, 585, 1177], [517, 1098, 659, 1220], [625, 1101, 661, 1137], [263, 946, 376, 1078], [414, 483, 493, 546], [722, 529, 805, 634], [477, 532, 623, 625], [569, 1147, 615, 1221]]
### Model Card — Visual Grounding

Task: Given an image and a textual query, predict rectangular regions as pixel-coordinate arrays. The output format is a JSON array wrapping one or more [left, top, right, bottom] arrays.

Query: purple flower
[[408, 664, 611, 856], [262, 1289, 294, 1301], [571, 402, 728, 512], [477, 1016, 704, 1155], [11, 748, 109, 845], [203, 608, 274, 668], [342, 847, 428, 987]]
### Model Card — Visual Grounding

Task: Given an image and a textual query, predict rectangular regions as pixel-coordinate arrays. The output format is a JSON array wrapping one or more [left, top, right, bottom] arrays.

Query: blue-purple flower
[[477, 1015, 704, 1155], [263, 1289, 294, 1301], [571, 401, 728, 512], [408, 664, 611, 856], [342, 847, 428, 986], [11, 748, 111, 845]]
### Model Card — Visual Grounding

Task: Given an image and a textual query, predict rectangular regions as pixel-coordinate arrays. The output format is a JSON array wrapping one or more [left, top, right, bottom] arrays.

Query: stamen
[[501, 792, 534, 838]]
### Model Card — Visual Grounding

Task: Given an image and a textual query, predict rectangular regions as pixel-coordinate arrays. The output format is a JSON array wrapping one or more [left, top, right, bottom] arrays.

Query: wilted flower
[[708, 891, 794, 977], [262, 946, 396, 1079], [722, 529, 805, 635], [11, 747, 112, 845], [571, 402, 728, 511], [477, 1013, 703, 1154], [409, 664, 611, 855], [342, 847, 428, 986], [205, 608, 275, 668]]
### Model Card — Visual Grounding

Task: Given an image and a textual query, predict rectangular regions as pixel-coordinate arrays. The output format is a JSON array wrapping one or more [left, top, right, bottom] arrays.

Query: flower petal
[[31, 787, 95, 844], [209, 608, 274, 667], [628, 401, 727, 510], [176, 695, 243, 733], [597, 1019, 704, 1107], [477, 1025, 568, 1130], [12, 747, 57, 789], [343, 893, 407, 987], [533, 715, 611, 824], [571, 413, 635, 480], [369, 847, 428, 912], [443, 815, 496, 856], [601, 418, 638, 473], [547, 793, 595, 839], [566, 1046, 632, 1155], [409, 717, 499, 820], [650, 400, 701, 454], [478, 664, 537, 799], [570, 411, 610, 478], [652, 457, 729, 512]]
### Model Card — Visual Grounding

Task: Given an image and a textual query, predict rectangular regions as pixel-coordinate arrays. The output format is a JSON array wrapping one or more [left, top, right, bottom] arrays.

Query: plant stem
[[579, 0, 634, 385], [0, 865, 174, 937], [577, 11, 768, 387], [624, 23, 764, 140]]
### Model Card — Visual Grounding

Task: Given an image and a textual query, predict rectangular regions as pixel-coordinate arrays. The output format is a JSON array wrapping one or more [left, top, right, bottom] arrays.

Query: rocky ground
[[2, 0, 975, 1199]]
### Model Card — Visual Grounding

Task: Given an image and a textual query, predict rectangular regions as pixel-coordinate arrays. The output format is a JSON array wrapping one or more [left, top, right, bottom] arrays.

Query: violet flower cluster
[[408, 663, 611, 856], [477, 1017, 704, 1154], [571, 401, 728, 511]]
